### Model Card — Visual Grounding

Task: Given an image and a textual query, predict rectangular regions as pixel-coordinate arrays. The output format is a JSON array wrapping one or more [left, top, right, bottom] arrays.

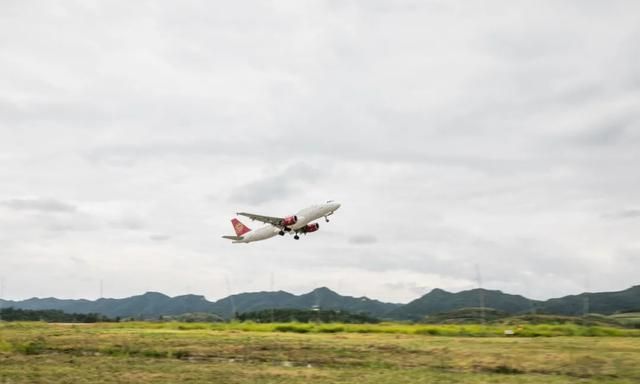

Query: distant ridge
[[387, 288, 538, 321], [210, 287, 399, 318], [539, 285, 640, 316], [1, 285, 639, 321], [0, 287, 400, 320]]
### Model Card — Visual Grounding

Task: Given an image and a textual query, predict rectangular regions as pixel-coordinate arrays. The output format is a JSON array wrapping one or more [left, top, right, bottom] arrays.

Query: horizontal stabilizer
[[222, 235, 243, 241]]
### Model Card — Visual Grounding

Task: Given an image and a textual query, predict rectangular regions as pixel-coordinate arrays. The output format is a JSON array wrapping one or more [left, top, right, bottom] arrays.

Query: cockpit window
[[326, 200, 334, 203]]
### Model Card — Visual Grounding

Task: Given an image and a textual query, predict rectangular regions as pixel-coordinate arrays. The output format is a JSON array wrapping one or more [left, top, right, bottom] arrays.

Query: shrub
[[173, 350, 191, 359], [318, 325, 345, 333], [274, 324, 311, 333], [17, 337, 47, 355]]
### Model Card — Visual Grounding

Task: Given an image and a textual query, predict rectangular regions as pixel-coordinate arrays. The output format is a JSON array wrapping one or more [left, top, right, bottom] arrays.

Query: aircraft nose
[[333, 202, 341, 210]]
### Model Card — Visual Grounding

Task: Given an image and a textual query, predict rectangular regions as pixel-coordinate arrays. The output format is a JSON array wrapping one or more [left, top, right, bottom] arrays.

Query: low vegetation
[[421, 308, 640, 329], [421, 307, 510, 323], [1, 321, 639, 383], [609, 312, 640, 328], [158, 312, 224, 323]]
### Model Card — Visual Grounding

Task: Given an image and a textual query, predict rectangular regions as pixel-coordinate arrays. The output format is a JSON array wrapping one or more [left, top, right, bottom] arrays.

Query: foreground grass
[[1, 322, 640, 383]]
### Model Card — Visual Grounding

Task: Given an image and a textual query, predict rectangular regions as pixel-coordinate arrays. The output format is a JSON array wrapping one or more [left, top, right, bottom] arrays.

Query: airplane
[[222, 200, 341, 243]]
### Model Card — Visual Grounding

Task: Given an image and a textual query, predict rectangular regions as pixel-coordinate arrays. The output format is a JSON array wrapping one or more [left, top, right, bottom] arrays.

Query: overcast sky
[[1, 1, 639, 303]]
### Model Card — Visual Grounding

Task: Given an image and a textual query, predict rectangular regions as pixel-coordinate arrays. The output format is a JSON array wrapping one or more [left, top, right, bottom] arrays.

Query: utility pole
[[583, 277, 590, 316], [270, 272, 275, 323], [583, 296, 590, 316], [475, 265, 485, 324], [0, 277, 5, 322], [225, 276, 236, 320]]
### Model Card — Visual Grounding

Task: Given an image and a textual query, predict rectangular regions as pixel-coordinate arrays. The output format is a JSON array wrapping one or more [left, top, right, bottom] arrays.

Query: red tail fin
[[231, 218, 251, 236]]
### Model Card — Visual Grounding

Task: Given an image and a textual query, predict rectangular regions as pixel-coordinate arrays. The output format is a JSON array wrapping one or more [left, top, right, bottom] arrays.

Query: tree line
[[236, 308, 380, 323], [0, 307, 115, 323]]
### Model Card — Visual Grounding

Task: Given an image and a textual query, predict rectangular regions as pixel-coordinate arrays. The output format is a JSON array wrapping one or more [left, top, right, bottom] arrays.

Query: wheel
[[294, 235, 300, 240], [279, 230, 285, 236]]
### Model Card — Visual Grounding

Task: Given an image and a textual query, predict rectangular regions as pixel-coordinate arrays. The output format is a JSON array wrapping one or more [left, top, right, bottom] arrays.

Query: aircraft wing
[[236, 212, 283, 226]]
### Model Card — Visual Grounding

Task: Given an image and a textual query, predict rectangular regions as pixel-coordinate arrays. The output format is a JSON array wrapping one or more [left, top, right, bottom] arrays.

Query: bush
[[274, 324, 311, 333], [318, 325, 345, 333], [415, 328, 441, 336], [173, 350, 191, 359], [17, 337, 47, 355]]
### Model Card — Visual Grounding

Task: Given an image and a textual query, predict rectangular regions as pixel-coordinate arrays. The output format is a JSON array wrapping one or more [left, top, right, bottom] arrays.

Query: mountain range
[[1, 285, 639, 320]]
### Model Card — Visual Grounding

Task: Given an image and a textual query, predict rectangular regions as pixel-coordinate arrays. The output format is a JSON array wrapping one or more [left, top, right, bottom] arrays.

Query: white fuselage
[[233, 225, 280, 243], [289, 202, 341, 230]]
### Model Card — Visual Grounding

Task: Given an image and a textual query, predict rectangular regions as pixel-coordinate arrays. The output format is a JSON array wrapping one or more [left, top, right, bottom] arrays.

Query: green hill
[[539, 285, 640, 316], [0, 288, 400, 320], [211, 287, 400, 318], [3, 285, 640, 321], [387, 288, 538, 321]]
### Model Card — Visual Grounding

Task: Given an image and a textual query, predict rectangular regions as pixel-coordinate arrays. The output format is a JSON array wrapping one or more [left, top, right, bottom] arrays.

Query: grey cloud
[[603, 209, 640, 220], [109, 217, 146, 231], [384, 282, 431, 298], [149, 234, 171, 242], [41, 211, 101, 233], [85, 136, 546, 177], [580, 125, 628, 147], [348, 235, 378, 245], [230, 163, 323, 205], [69, 256, 87, 265], [45, 221, 99, 232], [85, 140, 233, 166], [231, 178, 290, 206], [570, 114, 640, 148], [1, 198, 77, 213]]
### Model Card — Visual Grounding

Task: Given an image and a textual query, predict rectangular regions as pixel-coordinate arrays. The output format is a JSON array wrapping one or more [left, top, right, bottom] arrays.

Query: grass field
[[2, 322, 640, 383]]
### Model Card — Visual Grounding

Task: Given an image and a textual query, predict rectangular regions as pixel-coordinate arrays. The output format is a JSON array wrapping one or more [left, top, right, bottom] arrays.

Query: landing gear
[[294, 234, 300, 240], [279, 230, 285, 236], [325, 216, 330, 222]]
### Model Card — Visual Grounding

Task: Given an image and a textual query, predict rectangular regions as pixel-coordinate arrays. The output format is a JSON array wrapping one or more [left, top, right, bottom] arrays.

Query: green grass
[[1, 321, 640, 383], [16, 320, 635, 337]]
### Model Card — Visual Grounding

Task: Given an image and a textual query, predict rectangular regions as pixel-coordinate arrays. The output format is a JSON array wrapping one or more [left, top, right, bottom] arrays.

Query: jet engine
[[281, 215, 298, 226], [304, 223, 320, 233]]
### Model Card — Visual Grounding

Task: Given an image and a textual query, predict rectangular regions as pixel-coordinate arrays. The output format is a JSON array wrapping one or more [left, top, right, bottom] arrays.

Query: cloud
[[568, 113, 640, 148], [0, 1, 639, 302], [348, 235, 378, 245], [603, 209, 640, 220], [230, 162, 324, 205], [1, 198, 76, 213], [109, 217, 146, 231], [149, 234, 171, 242], [384, 282, 432, 298]]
